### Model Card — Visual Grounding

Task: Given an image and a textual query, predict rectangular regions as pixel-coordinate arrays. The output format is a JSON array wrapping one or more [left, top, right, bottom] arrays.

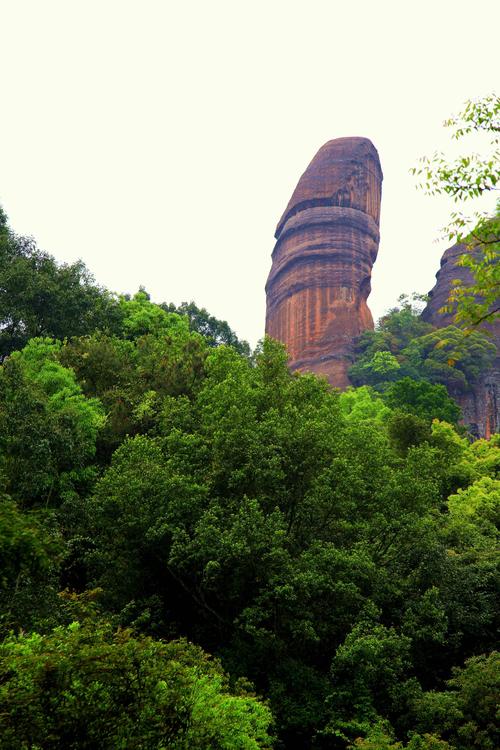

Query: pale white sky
[[1, 0, 498, 346]]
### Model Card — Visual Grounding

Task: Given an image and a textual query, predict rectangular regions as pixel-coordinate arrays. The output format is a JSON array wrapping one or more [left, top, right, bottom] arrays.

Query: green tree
[[413, 652, 500, 750], [351, 318, 495, 394], [0, 497, 62, 634], [164, 300, 251, 357], [326, 609, 413, 740], [351, 722, 453, 750], [0, 209, 122, 358], [446, 476, 500, 549], [383, 379, 461, 425], [402, 326, 495, 392], [82, 337, 485, 746], [350, 296, 433, 384], [339, 386, 392, 425], [378, 295, 433, 346], [58, 312, 209, 455], [412, 94, 500, 328], [350, 351, 401, 386], [0, 620, 273, 750], [120, 289, 189, 340], [0, 338, 104, 506]]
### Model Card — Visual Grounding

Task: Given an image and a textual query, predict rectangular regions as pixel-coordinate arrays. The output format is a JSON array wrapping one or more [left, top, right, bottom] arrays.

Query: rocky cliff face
[[422, 243, 499, 438], [265, 137, 382, 388]]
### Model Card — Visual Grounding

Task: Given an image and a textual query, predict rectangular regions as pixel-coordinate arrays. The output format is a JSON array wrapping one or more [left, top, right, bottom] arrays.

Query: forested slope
[[0, 210, 498, 749]]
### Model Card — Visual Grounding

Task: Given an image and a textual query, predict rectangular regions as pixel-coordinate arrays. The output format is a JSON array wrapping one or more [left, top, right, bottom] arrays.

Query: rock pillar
[[265, 137, 382, 388]]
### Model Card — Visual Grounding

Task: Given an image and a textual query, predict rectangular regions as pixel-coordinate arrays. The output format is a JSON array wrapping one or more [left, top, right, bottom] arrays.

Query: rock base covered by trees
[[422, 243, 499, 438]]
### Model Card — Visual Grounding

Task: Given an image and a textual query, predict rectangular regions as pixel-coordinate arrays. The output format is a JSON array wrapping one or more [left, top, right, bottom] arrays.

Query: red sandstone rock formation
[[422, 243, 499, 438], [265, 137, 382, 388]]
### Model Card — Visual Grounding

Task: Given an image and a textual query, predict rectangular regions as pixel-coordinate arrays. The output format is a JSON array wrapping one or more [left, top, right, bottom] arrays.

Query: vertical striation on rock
[[265, 137, 382, 388], [422, 243, 499, 438]]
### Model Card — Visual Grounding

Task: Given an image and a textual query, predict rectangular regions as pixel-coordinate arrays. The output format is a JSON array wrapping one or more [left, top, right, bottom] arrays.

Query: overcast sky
[[1, 1, 498, 346]]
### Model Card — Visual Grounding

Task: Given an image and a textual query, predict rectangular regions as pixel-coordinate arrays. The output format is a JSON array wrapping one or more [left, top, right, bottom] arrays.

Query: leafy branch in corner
[[411, 94, 500, 329]]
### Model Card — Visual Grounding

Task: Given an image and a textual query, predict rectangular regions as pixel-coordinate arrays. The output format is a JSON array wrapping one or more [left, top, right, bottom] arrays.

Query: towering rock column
[[265, 137, 382, 388], [422, 243, 499, 438]]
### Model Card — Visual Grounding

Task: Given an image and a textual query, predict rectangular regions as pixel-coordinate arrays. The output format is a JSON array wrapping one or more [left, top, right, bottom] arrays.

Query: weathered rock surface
[[265, 137, 382, 388], [422, 243, 499, 438]]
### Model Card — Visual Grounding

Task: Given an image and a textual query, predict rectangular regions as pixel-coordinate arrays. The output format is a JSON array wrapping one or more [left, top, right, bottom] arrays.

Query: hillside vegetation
[[0, 210, 498, 749]]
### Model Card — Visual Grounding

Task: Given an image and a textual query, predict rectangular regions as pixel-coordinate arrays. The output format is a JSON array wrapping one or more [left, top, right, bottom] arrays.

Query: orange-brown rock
[[265, 137, 383, 388], [422, 243, 499, 438]]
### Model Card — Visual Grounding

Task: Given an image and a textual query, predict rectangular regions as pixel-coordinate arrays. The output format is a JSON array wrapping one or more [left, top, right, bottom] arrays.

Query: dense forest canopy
[[0, 207, 498, 750]]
